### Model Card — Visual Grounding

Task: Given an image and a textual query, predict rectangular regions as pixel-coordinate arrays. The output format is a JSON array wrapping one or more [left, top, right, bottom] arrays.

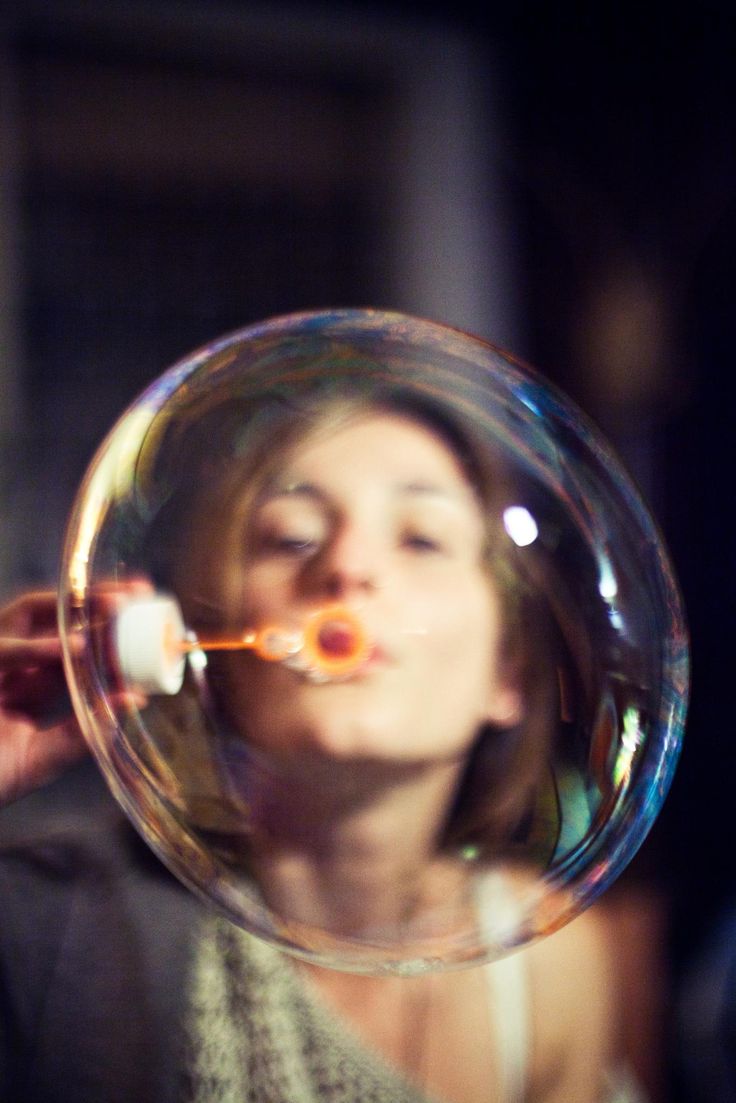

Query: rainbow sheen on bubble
[[58, 309, 688, 974]]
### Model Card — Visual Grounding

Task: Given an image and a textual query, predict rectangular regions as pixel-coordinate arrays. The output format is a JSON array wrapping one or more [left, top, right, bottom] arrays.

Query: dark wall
[[489, 10, 736, 1100]]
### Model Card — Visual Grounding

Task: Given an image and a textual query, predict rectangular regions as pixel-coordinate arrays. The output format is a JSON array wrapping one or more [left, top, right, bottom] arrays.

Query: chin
[[299, 717, 467, 768], [266, 702, 412, 763]]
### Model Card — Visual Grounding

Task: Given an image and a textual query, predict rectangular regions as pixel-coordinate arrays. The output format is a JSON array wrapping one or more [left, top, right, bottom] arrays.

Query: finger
[[0, 716, 88, 806], [0, 626, 87, 668], [61, 579, 157, 641], [1, 663, 69, 715], [0, 579, 156, 636], [0, 590, 59, 636], [0, 635, 66, 663], [87, 577, 156, 617]]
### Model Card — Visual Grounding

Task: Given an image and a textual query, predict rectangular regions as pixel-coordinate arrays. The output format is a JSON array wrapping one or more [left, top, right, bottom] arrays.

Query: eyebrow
[[260, 480, 470, 507], [260, 482, 327, 503], [399, 481, 461, 498]]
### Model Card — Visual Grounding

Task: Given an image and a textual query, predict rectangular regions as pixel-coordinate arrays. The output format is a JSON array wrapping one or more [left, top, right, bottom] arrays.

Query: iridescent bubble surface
[[58, 309, 688, 973]]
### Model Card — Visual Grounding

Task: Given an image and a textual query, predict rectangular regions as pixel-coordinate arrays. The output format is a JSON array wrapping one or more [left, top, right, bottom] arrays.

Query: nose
[[307, 522, 382, 600]]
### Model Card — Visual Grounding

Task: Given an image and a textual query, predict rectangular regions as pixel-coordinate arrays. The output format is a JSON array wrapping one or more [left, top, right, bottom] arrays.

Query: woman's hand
[[0, 590, 88, 806]]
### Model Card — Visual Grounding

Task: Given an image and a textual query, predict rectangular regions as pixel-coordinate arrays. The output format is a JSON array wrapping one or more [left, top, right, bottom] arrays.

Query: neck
[[239, 748, 468, 936]]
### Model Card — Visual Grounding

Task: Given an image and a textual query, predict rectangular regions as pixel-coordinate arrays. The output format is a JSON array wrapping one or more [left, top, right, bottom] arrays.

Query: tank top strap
[[484, 949, 529, 1103], [472, 871, 530, 1103]]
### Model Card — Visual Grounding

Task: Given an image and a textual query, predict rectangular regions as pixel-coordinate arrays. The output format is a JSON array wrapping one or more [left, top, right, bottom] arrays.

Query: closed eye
[[262, 533, 320, 556], [401, 532, 444, 553]]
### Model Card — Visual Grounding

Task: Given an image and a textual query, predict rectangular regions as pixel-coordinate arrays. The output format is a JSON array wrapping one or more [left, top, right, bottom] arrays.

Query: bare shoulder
[[525, 904, 617, 1102]]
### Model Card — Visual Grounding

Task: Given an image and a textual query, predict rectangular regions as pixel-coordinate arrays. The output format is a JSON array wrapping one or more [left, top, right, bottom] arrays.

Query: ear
[[485, 678, 523, 728]]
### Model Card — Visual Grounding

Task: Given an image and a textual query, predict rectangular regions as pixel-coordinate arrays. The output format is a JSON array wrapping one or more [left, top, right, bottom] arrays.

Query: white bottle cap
[[113, 593, 187, 695]]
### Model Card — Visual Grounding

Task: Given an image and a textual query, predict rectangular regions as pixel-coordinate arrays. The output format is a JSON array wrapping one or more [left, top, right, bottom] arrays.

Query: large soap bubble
[[58, 309, 688, 974]]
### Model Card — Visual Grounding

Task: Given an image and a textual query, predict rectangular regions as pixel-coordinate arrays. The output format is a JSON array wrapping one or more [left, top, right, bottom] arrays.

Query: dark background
[[1, 3, 735, 1100]]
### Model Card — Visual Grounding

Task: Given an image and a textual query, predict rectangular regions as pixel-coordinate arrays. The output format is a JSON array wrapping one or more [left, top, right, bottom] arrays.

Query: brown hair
[[136, 383, 579, 862]]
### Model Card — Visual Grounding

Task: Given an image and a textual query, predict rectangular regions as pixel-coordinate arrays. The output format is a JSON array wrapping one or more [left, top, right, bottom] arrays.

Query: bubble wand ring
[[298, 605, 371, 679]]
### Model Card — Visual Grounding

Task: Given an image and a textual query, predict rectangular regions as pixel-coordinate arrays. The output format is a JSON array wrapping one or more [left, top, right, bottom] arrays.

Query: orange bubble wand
[[186, 605, 371, 679], [117, 598, 372, 694]]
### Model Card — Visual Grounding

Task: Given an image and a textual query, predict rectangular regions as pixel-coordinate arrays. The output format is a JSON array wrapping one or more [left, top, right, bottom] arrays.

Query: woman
[[0, 387, 635, 1101]]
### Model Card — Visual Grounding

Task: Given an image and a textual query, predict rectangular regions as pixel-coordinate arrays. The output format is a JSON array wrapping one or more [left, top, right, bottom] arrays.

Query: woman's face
[[206, 412, 521, 765]]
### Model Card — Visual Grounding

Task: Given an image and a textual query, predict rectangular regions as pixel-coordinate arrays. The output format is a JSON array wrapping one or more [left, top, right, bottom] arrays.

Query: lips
[[315, 621, 358, 658]]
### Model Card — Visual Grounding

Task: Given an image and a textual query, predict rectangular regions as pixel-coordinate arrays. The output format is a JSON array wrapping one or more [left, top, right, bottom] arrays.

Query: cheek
[[422, 574, 501, 656], [417, 579, 502, 700], [240, 563, 299, 624]]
